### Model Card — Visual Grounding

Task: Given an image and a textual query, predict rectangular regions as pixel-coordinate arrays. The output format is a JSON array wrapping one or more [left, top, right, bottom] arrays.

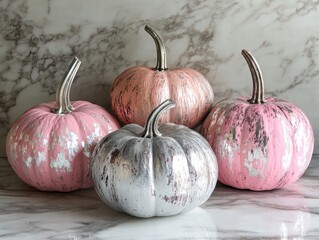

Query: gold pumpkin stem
[[145, 25, 168, 71], [52, 57, 81, 114], [142, 99, 175, 138], [241, 49, 265, 104]]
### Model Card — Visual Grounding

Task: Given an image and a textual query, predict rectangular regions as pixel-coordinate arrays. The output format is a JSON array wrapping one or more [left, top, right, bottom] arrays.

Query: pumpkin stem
[[52, 57, 81, 114], [142, 99, 175, 138], [145, 25, 168, 71], [242, 49, 265, 104]]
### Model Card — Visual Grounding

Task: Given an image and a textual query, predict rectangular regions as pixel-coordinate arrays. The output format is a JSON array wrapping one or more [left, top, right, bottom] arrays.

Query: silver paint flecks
[[91, 124, 218, 218], [50, 152, 71, 172]]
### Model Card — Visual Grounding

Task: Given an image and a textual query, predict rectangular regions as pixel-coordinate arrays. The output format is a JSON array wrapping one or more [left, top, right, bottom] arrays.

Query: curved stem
[[145, 25, 168, 71], [65, 61, 80, 111], [52, 57, 81, 114], [142, 99, 175, 138], [241, 49, 265, 104]]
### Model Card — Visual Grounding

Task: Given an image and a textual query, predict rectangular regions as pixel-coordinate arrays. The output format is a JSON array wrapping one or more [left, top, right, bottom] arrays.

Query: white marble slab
[[0, 155, 319, 239], [1, 0, 318, 156]]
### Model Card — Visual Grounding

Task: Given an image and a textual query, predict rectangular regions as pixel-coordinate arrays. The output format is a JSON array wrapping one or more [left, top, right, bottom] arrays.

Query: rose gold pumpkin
[[6, 58, 120, 192], [110, 25, 214, 128], [200, 50, 314, 191]]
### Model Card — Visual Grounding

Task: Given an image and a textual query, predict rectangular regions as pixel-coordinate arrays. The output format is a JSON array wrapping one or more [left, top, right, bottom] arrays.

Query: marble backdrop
[[1, 0, 318, 157]]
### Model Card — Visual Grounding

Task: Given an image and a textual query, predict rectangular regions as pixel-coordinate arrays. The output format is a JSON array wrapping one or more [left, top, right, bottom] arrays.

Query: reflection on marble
[[0, 0, 319, 156], [0, 155, 319, 239]]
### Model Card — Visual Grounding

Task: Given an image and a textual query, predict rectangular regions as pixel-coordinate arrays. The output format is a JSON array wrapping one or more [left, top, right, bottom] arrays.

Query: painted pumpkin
[[110, 25, 214, 128], [92, 99, 218, 218], [200, 49, 314, 191], [6, 57, 120, 192]]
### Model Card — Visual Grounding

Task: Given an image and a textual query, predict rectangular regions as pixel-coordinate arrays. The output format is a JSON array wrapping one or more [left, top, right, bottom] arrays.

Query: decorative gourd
[[6, 57, 120, 192], [200, 49, 314, 191], [110, 25, 214, 128], [92, 99, 218, 218]]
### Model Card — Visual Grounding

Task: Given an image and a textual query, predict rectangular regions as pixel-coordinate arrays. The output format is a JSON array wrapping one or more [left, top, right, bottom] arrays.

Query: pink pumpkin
[[110, 25, 214, 128], [6, 57, 120, 192], [200, 49, 314, 191]]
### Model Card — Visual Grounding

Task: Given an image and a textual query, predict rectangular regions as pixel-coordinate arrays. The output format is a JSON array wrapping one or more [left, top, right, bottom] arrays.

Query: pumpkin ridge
[[151, 136, 190, 215], [176, 70, 197, 126], [165, 71, 178, 124], [35, 116, 58, 190], [251, 105, 271, 189], [182, 69, 208, 126], [157, 133, 192, 212], [111, 68, 141, 124], [135, 70, 154, 125], [168, 129, 216, 210], [148, 139, 156, 216], [235, 103, 256, 188], [182, 68, 210, 100], [274, 103, 295, 127], [47, 117, 72, 174], [270, 111, 295, 189], [275, 108, 298, 187], [229, 103, 247, 188], [213, 101, 233, 131], [236, 112, 246, 190], [164, 71, 174, 124], [68, 112, 90, 188], [8, 116, 34, 186], [120, 137, 156, 216], [218, 103, 238, 186], [244, 107, 269, 180], [117, 136, 154, 215], [111, 67, 139, 89], [278, 104, 313, 176], [147, 71, 160, 124], [201, 100, 228, 135]]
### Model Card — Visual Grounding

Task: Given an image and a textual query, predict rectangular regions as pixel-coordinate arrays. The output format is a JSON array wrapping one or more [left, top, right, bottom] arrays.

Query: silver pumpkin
[[91, 99, 218, 218]]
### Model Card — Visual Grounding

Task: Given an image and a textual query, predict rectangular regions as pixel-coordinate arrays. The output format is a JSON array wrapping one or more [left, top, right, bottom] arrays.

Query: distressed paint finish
[[6, 101, 119, 192], [201, 52, 314, 191], [201, 97, 314, 190], [110, 25, 214, 128], [6, 57, 120, 192], [92, 100, 218, 218], [111, 67, 214, 128]]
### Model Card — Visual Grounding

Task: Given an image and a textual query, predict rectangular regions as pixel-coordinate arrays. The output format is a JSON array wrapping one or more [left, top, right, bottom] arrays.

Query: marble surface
[[1, 0, 319, 157], [0, 155, 318, 239]]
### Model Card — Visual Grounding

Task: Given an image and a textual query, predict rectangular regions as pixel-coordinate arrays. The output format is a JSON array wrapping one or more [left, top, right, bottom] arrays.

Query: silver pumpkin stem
[[52, 57, 81, 114], [242, 49, 265, 104], [65, 63, 79, 111], [142, 99, 175, 138], [145, 25, 168, 71]]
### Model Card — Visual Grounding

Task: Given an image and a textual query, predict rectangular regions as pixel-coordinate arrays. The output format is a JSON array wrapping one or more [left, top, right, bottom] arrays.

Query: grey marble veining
[[1, 0, 319, 157], [0, 155, 319, 239]]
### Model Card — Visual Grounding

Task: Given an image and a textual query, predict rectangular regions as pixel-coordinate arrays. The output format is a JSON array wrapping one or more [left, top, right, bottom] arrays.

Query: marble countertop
[[0, 155, 318, 240]]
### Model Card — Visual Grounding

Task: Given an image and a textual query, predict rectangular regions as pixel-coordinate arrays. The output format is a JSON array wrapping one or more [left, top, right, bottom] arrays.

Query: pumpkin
[[200, 49, 314, 191], [110, 25, 214, 128], [6, 57, 120, 192], [91, 99, 218, 218]]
